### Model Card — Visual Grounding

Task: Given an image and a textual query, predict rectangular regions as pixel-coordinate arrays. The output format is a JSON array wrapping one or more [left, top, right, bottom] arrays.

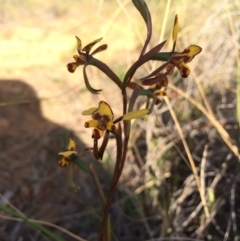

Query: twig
[[164, 96, 210, 218], [231, 174, 239, 241], [0, 214, 87, 241], [168, 83, 240, 159], [89, 164, 106, 208]]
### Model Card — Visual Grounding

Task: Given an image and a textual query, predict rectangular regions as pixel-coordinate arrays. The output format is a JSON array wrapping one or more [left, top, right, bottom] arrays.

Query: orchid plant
[[58, 1, 202, 240]]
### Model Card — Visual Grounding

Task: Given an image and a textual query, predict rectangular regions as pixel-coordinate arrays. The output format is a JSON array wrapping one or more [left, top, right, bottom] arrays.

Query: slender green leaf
[[0, 204, 66, 241], [132, 0, 152, 57], [74, 157, 90, 174], [132, 0, 147, 24]]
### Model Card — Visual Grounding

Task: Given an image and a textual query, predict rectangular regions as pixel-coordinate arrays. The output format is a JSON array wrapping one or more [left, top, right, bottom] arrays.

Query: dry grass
[[0, 0, 240, 240]]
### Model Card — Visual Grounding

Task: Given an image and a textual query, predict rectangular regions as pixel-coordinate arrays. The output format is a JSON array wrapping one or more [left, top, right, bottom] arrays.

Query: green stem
[[90, 165, 111, 241]]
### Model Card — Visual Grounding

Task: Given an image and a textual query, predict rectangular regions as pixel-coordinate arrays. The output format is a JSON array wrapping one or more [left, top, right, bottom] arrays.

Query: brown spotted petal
[[82, 38, 103, 53], [58, 156, 71, 167], [169, 45, 202, 78], [58, 139, 77, 167], [67, 62, 78, 73], [92, 128, 104, 139], [92, 101, 114, 122], [84, 101, 116, 139], [172, 61, 190, 78], [172, 45, 202, 63], [76, 36, 82, 53], [67, 54, 86, 73], [91, 44, 108, 55]]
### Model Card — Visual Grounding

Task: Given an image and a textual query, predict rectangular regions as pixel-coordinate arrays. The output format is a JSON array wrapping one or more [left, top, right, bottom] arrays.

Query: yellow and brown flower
[[169, 45, 202, 78], [83, 101, 117, 139], [141, 14, 202, 86], [58, 139, 77, 167], [67, 37, 107, 73]]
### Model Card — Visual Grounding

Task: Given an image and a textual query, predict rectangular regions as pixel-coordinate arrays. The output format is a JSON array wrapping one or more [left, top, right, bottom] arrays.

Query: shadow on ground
[[0, 79, 105, 241]]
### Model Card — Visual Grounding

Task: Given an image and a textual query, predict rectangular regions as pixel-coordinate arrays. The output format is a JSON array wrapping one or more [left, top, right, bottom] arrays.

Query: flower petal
[[76, 36, 82, 53], [172, 14, 178, 51], [58, 157, 70, 167], [84, 119, 99, 128], [91, 44, 108, 55], [92, 128, 104, 139], [174, 62, 190, 78], [92, 101, 114, 122], [67, 139, 76, 151], [183, 45, 202, 62], [82, 107, 98, 115], [58, 150, 77, 157], [172, 45, 202, 63], [82, 37, 103, 53], [67, 62, 79, 73], [123, 109, 149, 120]]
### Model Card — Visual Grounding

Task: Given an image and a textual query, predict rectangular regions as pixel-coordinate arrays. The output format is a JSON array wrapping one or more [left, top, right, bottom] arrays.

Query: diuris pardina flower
[[58, 139, 77, 167], [169, 15, 201, 78], [67, 37, 107, 73], [142, 15, 202, 86], [168, 45, 202, 78], [83, 101, 117, 139], [83, 101, 148, 160]]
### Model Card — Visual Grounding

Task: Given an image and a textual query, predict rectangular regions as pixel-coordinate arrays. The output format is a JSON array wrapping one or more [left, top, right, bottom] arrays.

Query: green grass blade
[[0, 204, 66, 241]]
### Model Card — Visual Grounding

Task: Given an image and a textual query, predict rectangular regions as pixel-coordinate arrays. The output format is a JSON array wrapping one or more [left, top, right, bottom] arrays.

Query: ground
[[0, 0, 240, 241]]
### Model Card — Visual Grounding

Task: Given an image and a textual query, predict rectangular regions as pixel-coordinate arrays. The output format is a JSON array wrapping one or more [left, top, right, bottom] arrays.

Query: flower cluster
[[59, 4, 203, 240], [60, 14, 202, 165], [128, 15, 202, 105]]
